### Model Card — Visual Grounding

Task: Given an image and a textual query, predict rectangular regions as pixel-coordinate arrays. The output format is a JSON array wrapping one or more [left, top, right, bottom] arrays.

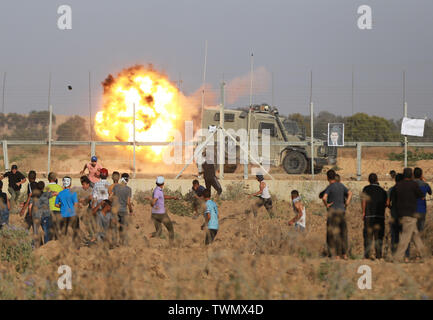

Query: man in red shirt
[[80, 156, 102, 187]]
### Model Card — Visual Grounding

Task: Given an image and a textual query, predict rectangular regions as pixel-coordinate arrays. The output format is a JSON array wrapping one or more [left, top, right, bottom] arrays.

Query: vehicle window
[[259, 122, 276, 137], [213, 113, 235, 122], [283, 120, 300, 135]]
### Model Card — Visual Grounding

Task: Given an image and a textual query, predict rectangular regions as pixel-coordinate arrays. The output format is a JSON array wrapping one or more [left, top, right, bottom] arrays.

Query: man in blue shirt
[[201, 188, 219, 245], [55, 176, 79, 247]]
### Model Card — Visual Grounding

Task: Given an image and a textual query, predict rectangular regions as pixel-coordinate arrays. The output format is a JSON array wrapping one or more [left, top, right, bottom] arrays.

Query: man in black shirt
[[191, 179, 206, 218], [386, 173, 404, 254], [200, 152, 222, 197], [394, 168, 429, 262], [0, 164, 27, 205], [361, 173, 388, 259]]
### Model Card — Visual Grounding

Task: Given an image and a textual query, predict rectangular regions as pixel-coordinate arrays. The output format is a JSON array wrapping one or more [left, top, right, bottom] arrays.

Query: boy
[[108, 171, 120, 197], [45, 172, 63, 240], [248, 174, 274, 218], [201, 188, 219, 245], [80, 156, 102, 187], [92, 199, 116, 243], [73, 176, 95, 241], [149, 176, 178, 243], [92, 168, 110, 207], [191, 179, 205, 218], [112, 173, 133, 244], [0, 180, 10, 229], [55, 177, 79, 247], [28, 181, 52, 247], [0, 164, 26, 205], [288, 190, 306, 231]]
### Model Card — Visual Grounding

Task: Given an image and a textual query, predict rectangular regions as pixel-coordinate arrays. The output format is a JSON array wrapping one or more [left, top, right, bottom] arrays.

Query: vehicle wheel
[[282, 151, 308, 174], [224, 164, 238, 173]]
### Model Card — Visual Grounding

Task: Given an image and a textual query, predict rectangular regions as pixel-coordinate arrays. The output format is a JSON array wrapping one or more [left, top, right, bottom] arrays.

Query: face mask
[[120, 177, 129, 184], [63, 178, 71, 188]]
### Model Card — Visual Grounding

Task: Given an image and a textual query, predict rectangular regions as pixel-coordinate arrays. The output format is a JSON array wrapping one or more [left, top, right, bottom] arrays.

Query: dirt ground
[[2, 195, 433, 300]]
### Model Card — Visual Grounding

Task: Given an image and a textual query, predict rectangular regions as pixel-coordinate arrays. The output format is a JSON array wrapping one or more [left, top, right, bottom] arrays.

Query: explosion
[[95, 65, 192, 162]]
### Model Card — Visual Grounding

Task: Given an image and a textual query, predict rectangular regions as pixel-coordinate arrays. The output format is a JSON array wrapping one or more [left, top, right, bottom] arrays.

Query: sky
[[0, 0, 432, 120]]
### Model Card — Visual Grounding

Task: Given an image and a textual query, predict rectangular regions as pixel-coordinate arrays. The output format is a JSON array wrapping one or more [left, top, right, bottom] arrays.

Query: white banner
[[401, 117, 425, 137]]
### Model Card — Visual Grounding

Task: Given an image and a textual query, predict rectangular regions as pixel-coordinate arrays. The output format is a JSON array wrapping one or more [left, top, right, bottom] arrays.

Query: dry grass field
[[1, 187, 433, 300]]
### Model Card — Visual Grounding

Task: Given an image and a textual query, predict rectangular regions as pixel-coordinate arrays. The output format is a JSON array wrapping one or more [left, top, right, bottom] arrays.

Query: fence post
[[357, 143, 362, 181], [47, 105, 53, 174], [91, 141, 96, 157], [404, 102, 408, 168], [2, 140, 9, 170]]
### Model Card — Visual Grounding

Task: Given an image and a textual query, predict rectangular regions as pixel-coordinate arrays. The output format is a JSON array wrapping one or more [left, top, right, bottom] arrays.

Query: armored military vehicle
[[201, 103, 337, 174]]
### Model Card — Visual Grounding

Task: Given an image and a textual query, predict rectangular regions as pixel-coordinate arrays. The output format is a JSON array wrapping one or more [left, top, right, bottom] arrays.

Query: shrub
[[221, 182, 247, 201], [133, 188, 192, 217], [0, 226, 33, 272]]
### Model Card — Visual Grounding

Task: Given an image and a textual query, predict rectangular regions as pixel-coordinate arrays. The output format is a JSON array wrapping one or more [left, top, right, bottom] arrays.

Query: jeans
[[151, 213, 174, 241], [0, 208, 9, 227], [326, 209, 348, 257], [294, 224, 305, 232], [8, 187, 20, 204], [41, 216, 51, 244], [394, 216, 429, 261], [204, 176, 223, 196], [405, 213, 426, 258], [205, 229, 218, 245], [251, 197, 274, 218], [363, 217, 385, 259]]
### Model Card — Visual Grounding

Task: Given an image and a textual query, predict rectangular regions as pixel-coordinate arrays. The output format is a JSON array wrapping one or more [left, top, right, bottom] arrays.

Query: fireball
[[95, 65, 185, 162]]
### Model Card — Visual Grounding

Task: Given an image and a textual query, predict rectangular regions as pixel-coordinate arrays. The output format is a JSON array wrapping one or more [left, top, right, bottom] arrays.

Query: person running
[[201, 151, 222, 197], [386, 173, 404, 254], [404, 167, 432, 260], [28, 181, 52, 247], [80, 156, 102, 187], [201, 188, 219, 245], [322, 169, 353, 259], [55, 177, 79, 248], [393, 168, 429, 262], [91, 199, 116, 243], [92, 168, 110, 207], [108, 171, 120, 197], [148, 176, 178, 243], [361, 173, 388, 260], [289, 190, 306, 231], [191, 179, 205, 218], [248, 174, 274, 218], [0, 180, 10, 229], [20, 176, 39, 231], [112, 173, 133, 245], [45, 172, 63, 240], [0, 164, 26, 206]]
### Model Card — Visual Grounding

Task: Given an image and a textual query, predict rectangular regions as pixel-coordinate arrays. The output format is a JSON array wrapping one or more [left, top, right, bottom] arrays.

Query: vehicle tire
[[282, 151, 308, 174]]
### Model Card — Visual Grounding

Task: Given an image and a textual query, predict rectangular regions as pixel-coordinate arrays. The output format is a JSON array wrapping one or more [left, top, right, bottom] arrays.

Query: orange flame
[[95, 65, 187, 162]]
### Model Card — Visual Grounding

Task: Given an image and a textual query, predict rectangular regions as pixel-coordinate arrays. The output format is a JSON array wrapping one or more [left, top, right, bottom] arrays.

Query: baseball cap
[[100, 168, 109, 178], [156, 176, 165, 185], [91, 156, 98, 162], [11, 164, 18, 170]]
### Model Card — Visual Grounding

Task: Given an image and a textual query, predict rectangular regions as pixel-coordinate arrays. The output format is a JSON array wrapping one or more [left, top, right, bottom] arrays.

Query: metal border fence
[[3, 139, 433, 181]]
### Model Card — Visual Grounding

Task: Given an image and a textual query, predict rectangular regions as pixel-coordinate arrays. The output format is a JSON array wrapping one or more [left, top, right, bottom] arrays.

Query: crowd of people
[[0, 156, 432, 263]]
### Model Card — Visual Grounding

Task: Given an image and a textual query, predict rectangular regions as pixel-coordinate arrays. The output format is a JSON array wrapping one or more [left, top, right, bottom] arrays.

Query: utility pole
[[133, 102, 136, 178], [47, 105, 53, 174], [2, 72, 6, 114], [310, 70, 314, 179], [219, 81, 225, 180], [47, 72, 52, 111], [245, 52, 254, 180], [200, 40, 208, 129], [89, 71, 93, 140], [403, 70, 407, 168]]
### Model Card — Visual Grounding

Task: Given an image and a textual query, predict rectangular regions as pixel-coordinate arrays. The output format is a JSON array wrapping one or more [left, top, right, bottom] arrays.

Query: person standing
[[73, 176, 94, 241], [0, 181, 10, 229], [108, 171, 120, 197], [28, 181, 52, 247], [80, 156, 102, 187], [92, 168, 110, 207], [201, 152, 222, 197], [361, 173, 388, 260], [201, 189, 219, 245], [91, 199, 117, 243], [386, 173, 404, 254], [394, 168, 429, 262], [112, 173, 133, 244], [322, 169, 353, 259], [248, 174, 274, 218], [405, 167, 432, 259], [0, 164, 26, 206], [45, 172, 63, 240], [55, 177, 79, 248], [289, 190, 306, 231], [149, 176, 178, 243]]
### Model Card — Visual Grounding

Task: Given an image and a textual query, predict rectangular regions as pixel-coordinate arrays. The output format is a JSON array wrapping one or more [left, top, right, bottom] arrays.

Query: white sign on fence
[[401, 117, 425, 137]]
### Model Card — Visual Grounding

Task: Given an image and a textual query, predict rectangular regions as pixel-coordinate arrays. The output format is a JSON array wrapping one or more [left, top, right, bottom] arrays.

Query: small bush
[[133, 188, 192, 217], [0, 226, 33, 272], [388, 148, 433, 163], [221, 182, 247, 201]]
